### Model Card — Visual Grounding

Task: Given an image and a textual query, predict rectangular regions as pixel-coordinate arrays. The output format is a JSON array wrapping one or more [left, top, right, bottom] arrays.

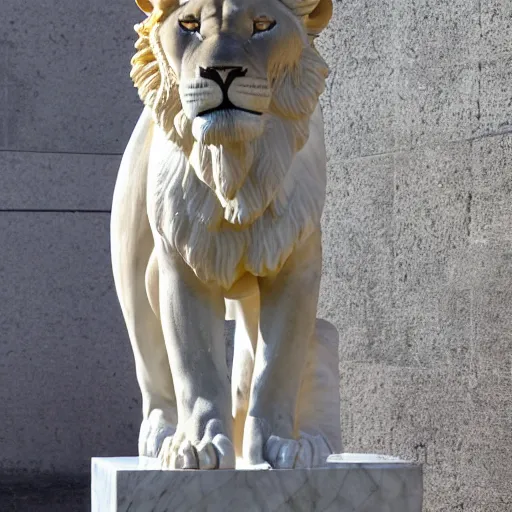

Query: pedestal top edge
[[327, 453, 416, 464], [92, 454, 420, 472]]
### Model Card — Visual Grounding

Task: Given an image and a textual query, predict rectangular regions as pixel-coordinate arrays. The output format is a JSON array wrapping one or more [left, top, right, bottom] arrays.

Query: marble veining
[[92, 456, 423, 511]]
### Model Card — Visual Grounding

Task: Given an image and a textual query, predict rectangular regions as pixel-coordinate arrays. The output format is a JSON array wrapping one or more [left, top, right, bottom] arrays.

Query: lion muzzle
[[197, 66, 262, 117], [180, 69, 271, 122], [181, 67, 271, 144]]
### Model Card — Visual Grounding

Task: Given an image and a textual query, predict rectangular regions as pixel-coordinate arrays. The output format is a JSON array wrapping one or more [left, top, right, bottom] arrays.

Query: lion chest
[[148, 162, 278, 288], [147, 130, 325, 289]]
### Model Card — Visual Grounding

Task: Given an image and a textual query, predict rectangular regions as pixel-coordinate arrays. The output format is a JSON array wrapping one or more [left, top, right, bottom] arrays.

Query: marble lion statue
[[111, 0, 341, 470]]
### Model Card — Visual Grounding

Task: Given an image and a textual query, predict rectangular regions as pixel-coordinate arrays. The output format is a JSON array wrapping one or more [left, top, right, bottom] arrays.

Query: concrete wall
[[317, 1, 512, 511], [1, 0, 510, 511], [0, 0, 143, 477]]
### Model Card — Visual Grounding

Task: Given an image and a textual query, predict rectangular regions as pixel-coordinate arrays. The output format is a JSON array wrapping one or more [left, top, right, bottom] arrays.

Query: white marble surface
[[91, 455, 423, 511]]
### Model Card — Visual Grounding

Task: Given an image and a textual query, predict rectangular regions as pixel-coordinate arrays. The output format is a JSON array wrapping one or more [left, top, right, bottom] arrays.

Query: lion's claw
[[139, 409, 176, 457], [212, 433, 236, 469], [160, 421, 235, 470]]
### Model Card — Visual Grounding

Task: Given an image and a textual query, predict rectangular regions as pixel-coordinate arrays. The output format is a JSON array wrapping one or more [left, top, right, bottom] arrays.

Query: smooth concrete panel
[[0, 151, 120, 211], [2, 1, 143, 154], [0, 212, 139, 474]]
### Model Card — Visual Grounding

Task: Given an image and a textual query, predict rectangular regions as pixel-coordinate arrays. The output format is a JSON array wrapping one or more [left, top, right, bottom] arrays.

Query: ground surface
[[0, 478, 89, 512]]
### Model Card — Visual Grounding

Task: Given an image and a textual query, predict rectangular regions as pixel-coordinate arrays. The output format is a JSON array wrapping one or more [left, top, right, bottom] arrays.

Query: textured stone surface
[[318, 13, 512, 507], [314, 1, 512, 509], [91, 456, 422, 512], [319, 138, 512, 510]]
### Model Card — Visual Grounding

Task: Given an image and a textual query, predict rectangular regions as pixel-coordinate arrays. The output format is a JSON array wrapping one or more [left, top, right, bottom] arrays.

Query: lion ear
[[304, 0, 332, 36], [281, 0, 333, 36], [135, 0, 154, 14], [135, 0, 176, 15]]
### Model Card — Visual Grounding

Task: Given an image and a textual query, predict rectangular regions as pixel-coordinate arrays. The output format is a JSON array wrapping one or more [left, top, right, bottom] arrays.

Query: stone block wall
[[317, 1, 512, 510]]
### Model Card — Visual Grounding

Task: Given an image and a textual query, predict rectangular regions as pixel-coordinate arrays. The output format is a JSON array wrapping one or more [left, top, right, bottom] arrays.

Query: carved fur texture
[[131, 2, 328, 287]]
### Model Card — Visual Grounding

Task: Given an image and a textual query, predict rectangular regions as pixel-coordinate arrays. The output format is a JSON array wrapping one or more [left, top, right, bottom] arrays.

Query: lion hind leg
[[111, 109, 177, 457], [297, 319, 342, 454], [112, 227, 177, 457]]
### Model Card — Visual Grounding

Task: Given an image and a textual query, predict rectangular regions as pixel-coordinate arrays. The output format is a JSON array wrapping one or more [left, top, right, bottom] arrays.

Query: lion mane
[[130, 6, 329, 289]]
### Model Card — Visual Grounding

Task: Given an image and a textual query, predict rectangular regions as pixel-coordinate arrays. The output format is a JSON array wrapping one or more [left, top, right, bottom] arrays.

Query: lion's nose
[[199, 66, 247, 90]]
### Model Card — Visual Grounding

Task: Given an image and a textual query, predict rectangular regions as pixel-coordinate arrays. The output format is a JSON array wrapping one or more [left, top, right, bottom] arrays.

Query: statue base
[[91, 454, 422, 511]]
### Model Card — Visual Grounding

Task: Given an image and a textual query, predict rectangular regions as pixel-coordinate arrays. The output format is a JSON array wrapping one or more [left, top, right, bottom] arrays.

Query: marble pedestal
[[91, 454, 422, 512]]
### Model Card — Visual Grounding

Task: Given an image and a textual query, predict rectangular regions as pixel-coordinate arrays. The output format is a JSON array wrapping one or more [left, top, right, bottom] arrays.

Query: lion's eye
[[253, 19, 276, 34], [179, 19, 200, 32]]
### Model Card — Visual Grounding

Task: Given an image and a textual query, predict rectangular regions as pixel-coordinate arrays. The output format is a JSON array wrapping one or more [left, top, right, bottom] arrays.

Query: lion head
[[131, 0, 331, 229]]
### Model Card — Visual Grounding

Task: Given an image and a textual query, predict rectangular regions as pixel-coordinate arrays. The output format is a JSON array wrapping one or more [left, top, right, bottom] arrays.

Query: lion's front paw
[[264, 432, 332, 469], [160, 419, 235, 470], [243, 416, 331, 468], [139, 409, 176, 458]]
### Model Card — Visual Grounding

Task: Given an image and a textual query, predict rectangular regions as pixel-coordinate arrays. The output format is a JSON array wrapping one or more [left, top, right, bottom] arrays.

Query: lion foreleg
[[243, 230, 322, 468], [156, 247, 235, 469]]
